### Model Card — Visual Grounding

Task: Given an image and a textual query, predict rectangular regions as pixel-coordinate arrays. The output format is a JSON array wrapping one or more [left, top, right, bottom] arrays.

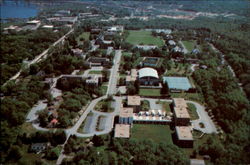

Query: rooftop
[[120, 107, 134, 118], [138, 67, 159, 79], [127, 96, 141, 106], [174, 107, 190, 118], [176, 126, 193, 140], [173, 98, 190, 118], [190, 159, 205, 165], [114, 124, 130, 138], [173, 98, 188, 108]]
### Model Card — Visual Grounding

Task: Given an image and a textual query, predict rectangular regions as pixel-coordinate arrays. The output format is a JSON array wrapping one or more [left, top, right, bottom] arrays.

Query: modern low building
[[119, 107, 133, 124], [85, 75, 101, 87], [163, 77, 193, 92], [190, 159, 206, 165], [172, 98, 190, 126], [136, 45, 157, 51], [114, 124, 130, 138], [168, 40, 176, 46], [127, 96, 141, 112], [138, 67, 159, 86], [87, 57, 110, 67], [154, 29, 172, 34], [22, 20, 41, 30], [71, 48, 86, 59], [174, 126, 193, 148]]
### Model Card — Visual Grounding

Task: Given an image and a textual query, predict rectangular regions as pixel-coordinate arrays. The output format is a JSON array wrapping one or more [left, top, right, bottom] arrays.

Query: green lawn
[[126, 30, 164, 47], [182, 40, 196, 52], [139, 88, 161, 96], [89, 70, 102, 74], [170, 92, 204, 104], [165, 62, 191, 76], [100, 85, 108, 94], [76, 32, 90, 45], [131, 124, 173, 144], [156, 101, 171, 113], [187, 103, 199, 120], [122, 52, 132, 57]]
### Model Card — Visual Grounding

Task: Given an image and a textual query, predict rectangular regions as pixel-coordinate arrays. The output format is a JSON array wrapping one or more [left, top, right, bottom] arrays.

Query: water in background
[[0, 0, 38, 19]]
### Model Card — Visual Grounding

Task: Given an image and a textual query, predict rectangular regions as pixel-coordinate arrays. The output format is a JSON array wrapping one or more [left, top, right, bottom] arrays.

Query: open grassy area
[[139, 88, 161, 97], [165, 62, 191, 76], [89, 70, 102, 74], [76, 32, 90, 45], [95, 99, 114, 112], [182, 40, 196, 52], [122, 52, 132, 57], [170, 92, 204, 104], [100, 85, 108, 94], [187, 103, 199, 120], [131, 124, 173, 144], [20, 123, 38, 135], [156, 101, 171, 113], [126, 30, 164, 47]]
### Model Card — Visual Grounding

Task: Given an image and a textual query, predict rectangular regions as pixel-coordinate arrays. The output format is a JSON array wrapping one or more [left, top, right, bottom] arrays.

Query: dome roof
[[138, 67, 159, 79]]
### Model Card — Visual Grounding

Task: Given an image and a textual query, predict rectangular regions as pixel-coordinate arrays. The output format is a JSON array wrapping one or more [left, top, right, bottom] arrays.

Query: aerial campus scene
[[0, 0, 250, 164]]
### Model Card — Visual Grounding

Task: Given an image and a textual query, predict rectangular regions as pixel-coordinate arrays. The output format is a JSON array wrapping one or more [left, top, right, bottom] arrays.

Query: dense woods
[[0, 29, 68, 85]]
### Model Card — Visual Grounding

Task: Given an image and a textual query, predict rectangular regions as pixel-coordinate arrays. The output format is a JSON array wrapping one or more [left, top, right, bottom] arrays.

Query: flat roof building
[[127, 96, 141, 113], [136, 45, 157, 51], [175, 126, 193, 148], [127, 96, 141, 106], [114, 124, 130, 138], [172, 98, 190, 126], [119, 107, 133, 124]]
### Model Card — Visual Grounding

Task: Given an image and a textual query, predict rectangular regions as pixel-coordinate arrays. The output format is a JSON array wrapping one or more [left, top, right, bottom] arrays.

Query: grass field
[[126, 30, 164, 47], [165, 63, 191, 76], [182, 40, 196, 52], [139, 88, 161, 96], [156, 101, 171, 113], [89, 70, 102, 74], [187, 103, 199, 120], [131, 124, 173, 144], [100, 85, 108, 95], [170, 93, 204, 103], [76, 32, 90, 45]]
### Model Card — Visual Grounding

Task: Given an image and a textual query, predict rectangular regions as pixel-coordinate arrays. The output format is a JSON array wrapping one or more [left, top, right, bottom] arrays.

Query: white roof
[[138, 67, 159, 79]]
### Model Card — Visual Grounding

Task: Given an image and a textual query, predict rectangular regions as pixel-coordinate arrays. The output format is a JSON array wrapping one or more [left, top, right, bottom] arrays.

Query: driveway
[[26, 100, 47, 122]]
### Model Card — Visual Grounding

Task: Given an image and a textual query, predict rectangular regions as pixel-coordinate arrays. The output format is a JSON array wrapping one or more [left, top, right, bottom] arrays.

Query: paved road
[[107, 50, 122, 95], [141, 98, 217, 134], [26, 100, 47, 122], [3, 28, 74, 87]]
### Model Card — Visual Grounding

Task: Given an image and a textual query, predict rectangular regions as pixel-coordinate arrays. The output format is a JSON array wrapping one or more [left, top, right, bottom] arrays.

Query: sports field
[[126, 30, 164, 47]]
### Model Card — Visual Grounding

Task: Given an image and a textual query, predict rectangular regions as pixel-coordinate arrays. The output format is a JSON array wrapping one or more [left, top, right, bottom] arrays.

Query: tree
[[92, 135, 104, 147], [8, 145, 23, 160]]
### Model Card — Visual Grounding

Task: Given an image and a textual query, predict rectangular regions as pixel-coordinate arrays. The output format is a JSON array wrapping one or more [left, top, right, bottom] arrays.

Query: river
[[0, 0, 39, 19]]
